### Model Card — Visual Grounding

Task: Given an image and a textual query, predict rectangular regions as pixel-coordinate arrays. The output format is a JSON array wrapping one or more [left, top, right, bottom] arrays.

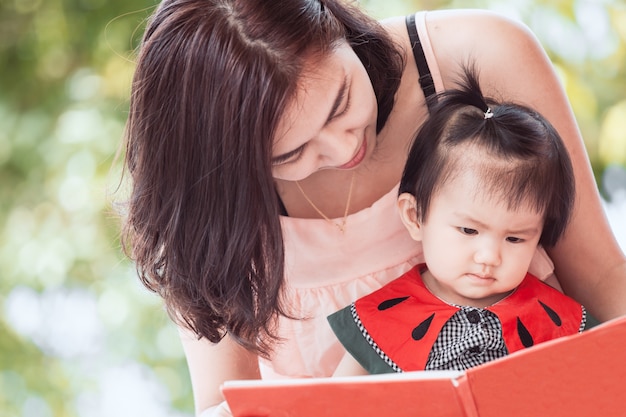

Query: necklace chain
[[295, 171, 356, 233]]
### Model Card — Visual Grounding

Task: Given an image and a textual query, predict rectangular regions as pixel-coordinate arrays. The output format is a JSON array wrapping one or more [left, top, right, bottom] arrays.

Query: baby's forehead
[[442, 144, 513, 185], [440, 152, 543, 214], [448, 136, 533, 170]]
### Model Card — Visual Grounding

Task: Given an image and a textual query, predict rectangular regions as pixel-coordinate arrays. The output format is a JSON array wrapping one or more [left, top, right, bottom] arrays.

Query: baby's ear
[[397, 193, 423, 241]]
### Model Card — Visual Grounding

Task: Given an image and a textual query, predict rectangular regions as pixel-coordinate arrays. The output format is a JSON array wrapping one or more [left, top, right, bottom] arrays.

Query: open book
[[221, 315, 626, 417]]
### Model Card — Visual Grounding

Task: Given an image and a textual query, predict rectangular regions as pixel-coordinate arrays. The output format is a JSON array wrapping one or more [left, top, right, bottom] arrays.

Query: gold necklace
[[295, 171, 356, 233]]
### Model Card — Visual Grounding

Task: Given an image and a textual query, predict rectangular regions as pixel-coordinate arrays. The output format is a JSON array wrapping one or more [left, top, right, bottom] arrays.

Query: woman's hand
[[199, 401, 233, 417]]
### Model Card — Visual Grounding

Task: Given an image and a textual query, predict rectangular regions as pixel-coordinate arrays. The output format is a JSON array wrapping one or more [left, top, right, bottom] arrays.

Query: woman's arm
[[333, 351, 370, 377], [179, 328, 261, 416], [424, 9, 626, 320]]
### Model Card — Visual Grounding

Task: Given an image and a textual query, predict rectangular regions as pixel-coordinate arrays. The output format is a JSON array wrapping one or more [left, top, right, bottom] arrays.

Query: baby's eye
[[506, 236, 524, 243], [459, 227, 478, 235]]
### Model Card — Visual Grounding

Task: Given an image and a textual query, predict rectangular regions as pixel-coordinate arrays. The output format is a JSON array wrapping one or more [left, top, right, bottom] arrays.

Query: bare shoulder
[[426, 10, 546, 91], [381, 9, 535, 52], [425, 8, 533, 38], [380, 9, 547, 92], [419, 10, 557, 109], [379, 14, 411, 51]]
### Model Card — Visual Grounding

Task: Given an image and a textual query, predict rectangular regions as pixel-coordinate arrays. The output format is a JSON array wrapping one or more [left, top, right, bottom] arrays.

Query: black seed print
[[377, 296, 410, 310], [538, 300, 562, 326], [517, 317, 534, 348], [412, 313, 435, 341]]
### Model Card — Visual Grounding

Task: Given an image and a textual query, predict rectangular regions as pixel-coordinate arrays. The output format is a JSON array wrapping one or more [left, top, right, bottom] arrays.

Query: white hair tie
[[484, 108, 494, 119]]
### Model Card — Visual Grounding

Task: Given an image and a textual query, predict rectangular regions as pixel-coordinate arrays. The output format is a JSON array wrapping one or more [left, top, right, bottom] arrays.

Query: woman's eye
[[329, 83, 351, 122], [459, 227, 478, 235], [333, 95, 351, 119], [271, 144, 306, 166]]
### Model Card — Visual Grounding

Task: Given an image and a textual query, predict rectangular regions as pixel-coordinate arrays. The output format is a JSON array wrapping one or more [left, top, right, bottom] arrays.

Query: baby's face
[[414, 168, 544, 308]]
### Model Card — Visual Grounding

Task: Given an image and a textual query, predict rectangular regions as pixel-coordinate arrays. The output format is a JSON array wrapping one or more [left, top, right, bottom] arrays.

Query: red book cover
[[222, 370, 466, 417], [222, 315, 626, 417], [463, 314, 626, 417]]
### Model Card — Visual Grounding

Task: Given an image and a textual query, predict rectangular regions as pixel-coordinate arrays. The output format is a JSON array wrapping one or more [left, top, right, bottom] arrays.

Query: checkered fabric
[[425, 307, 508, 371]]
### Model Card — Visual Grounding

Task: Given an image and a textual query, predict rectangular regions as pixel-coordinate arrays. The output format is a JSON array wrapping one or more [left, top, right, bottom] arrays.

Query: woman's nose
[[316, 126, 359, 168]]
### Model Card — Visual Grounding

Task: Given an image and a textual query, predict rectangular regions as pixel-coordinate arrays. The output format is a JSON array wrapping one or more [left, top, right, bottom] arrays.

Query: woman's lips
[[338, 137, 367, 169]]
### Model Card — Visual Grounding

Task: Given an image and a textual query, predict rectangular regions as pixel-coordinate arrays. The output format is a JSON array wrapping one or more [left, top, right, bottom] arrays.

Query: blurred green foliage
[[0, 0, 624, 416]]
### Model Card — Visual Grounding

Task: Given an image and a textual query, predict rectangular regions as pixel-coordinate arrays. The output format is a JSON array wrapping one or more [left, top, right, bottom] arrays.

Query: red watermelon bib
[[353, 265, 584, 371]]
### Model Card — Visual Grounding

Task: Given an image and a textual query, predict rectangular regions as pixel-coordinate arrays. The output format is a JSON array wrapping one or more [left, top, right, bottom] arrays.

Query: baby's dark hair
[[399, 66, 575, 247]]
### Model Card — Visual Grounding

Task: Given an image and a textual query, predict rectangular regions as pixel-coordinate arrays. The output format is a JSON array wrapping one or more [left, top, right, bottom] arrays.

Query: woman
[[121, 0, 626, 415]]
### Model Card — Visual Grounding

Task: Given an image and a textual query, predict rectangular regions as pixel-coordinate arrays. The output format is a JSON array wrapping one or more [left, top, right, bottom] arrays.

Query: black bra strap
[[406, 13, 436, 108]]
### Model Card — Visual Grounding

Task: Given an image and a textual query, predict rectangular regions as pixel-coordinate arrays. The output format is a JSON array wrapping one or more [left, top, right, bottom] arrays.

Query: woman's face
[[271, 41, 378, 181]]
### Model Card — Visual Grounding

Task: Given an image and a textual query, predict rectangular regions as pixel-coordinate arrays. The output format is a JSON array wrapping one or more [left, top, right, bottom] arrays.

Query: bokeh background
[[1, 0, 625, 416]]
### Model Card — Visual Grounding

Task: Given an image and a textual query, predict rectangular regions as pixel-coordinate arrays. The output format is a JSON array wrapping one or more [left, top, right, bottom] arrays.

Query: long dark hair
[[121, 0, 403, 356], [400, 66, 575, 247]]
